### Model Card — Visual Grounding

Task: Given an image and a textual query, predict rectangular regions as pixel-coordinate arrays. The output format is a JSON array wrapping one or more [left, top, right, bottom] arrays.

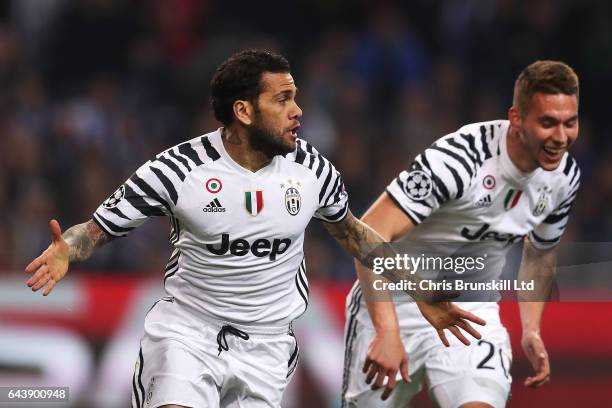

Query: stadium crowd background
[[0, 1, 611, 407], [2, 0, 612, 275]]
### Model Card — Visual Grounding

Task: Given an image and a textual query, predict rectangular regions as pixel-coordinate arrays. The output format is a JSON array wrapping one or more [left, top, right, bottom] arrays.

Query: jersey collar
[[212, 128, 279, 177]]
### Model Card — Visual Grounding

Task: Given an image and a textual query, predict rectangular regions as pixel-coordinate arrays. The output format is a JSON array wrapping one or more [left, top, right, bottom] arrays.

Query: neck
[[222, 126, 273, 172], [506, 126, 537, 173]]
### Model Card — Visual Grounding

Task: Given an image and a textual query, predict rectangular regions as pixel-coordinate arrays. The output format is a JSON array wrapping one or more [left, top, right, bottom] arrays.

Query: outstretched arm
[[25, 219, 112, 296], [64, 219, 112, 262], [518, 238, 556, 388]]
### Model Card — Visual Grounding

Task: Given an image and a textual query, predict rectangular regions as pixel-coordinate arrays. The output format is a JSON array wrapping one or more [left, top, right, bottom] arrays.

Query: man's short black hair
[[210, 49, 291, 125]]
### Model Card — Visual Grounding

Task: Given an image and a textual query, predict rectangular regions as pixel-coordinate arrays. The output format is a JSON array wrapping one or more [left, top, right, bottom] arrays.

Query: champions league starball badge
[[404, 170, 433, 201], [103, 185, 125, 209]]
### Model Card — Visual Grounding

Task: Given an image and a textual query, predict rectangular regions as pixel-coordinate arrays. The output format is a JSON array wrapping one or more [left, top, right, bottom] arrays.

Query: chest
[[444, 164, 558, 238], [174, 165, 318, 241]]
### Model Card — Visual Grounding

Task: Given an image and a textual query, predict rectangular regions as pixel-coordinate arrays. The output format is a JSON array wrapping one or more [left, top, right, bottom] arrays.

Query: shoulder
[[554, 152, 581, 194], [159, 130, 222, 165], [128, 131, 222, 205], [559, 152, 581, 184], [417, 121, 505, 179], [151, 130, 223, 180], [282, 138, 338, 180], [436, 120, 506, 164], [404, 120, 507, 201]]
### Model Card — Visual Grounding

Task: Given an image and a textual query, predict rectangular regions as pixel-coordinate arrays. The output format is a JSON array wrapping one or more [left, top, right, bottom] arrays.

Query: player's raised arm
[[25, 219, 112, 296]]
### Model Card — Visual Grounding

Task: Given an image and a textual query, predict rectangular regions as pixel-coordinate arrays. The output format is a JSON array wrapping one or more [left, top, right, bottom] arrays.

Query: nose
[[551, 124, 567, 145], [291, 101, 303, 119]]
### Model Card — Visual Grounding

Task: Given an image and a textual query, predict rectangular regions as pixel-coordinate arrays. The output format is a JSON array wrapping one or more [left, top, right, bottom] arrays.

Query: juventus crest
[[285, 187, 301, 216], [533, 186, 552, 216]]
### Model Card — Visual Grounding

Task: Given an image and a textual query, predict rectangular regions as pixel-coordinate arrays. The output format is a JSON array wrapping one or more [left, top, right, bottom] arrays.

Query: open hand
[[417, 301, 486, 346], [25, 220, 69, 296]]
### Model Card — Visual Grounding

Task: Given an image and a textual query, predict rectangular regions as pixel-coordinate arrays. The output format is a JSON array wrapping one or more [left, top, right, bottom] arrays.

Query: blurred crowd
[[1, 0, 611, 280]]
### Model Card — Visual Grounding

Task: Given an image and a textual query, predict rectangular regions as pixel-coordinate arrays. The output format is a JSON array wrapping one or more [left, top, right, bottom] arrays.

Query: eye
[[564, 119, 577, 128]]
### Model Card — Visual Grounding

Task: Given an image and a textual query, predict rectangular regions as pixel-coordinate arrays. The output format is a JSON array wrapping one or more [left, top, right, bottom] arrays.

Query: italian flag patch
[[245, 191, 264, 216], [504, 189, 522, 210]]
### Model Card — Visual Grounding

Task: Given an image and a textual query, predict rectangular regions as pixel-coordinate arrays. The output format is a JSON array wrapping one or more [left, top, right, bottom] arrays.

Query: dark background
[[1, 0, 611, 274]]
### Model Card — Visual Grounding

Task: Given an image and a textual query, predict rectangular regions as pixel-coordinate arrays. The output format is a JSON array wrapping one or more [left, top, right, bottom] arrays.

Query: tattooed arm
[[324, 207, 485, 342], [64, 219, 112, 262], [323, 210, 423, 295], [323, 210, 386, 271], [25, 219, 112, 296]]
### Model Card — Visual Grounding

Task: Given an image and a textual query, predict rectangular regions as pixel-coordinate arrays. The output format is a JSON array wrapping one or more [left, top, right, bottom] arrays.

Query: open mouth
[[287, 124, 300, 138], [542, 146, 565, 161]]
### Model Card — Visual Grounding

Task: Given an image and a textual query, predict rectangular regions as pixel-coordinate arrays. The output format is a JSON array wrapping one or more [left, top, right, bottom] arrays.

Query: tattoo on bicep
[[65, 220, 112, 262]]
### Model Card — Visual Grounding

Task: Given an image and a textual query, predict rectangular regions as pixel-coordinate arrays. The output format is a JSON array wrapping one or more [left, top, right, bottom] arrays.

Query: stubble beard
[[248, 111, 294, 158]]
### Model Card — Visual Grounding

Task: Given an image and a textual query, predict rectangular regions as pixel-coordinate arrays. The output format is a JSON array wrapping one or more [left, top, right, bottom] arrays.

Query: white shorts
[[342, 298, 512, 408], [132, 298, 299, 408]]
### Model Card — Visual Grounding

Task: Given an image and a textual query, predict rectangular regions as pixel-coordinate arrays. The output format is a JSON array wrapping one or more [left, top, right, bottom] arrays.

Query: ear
[[233, 100, 255, 126], [508, 105, 521, 129]]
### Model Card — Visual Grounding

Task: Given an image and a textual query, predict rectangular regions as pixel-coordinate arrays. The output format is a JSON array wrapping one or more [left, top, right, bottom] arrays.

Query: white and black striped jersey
[[356, 119, 580, 335], [387, 119, 580, 249], [93, 129, 348, 328]]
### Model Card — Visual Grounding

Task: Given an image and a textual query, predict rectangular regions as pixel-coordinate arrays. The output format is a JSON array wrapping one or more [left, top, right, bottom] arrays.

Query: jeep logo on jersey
[[245, 191, 264, 216], [404, 170, 432, 201], [103, 185, 125, 209], [285, 187, 301, 216], [206, 233, 291, 261], [461, 223, 524, 244]]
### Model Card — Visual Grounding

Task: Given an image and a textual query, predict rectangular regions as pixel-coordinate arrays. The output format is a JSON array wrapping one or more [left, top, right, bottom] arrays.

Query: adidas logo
[[475, 194, 492, 208], [203, 198, 226, 213]]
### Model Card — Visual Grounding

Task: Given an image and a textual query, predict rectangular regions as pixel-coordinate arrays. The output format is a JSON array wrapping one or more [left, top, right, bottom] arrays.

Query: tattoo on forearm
[[64, 220, 111, 262], [327, 214, 414, 284], [327, 214, 381, 268], [327, 213, 428, 301]]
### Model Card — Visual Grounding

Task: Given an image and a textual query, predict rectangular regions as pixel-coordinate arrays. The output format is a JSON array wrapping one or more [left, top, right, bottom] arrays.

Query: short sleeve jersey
[[93, 129, 348, 327], [387, 120, 580, 249], [382, 120, 580, 332]]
